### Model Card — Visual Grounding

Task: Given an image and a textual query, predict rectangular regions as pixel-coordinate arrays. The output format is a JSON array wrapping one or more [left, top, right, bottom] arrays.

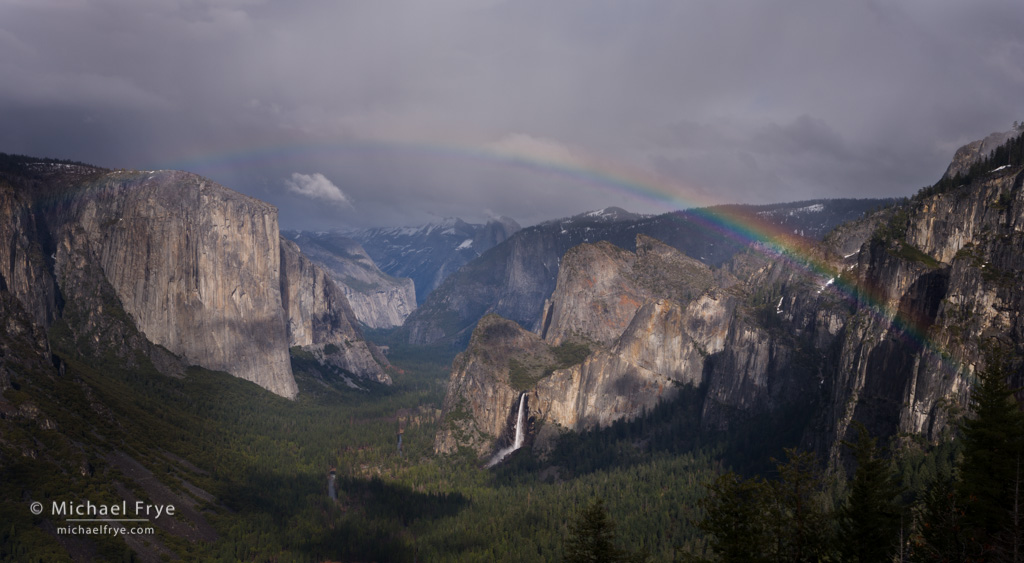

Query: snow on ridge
[[456, 239, 473, 250], [786, 204, 825, 216]]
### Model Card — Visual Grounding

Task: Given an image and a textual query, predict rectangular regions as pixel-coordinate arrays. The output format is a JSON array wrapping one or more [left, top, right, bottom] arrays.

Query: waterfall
[[486, 393, 527, 467], [512, 392, 526, 449]]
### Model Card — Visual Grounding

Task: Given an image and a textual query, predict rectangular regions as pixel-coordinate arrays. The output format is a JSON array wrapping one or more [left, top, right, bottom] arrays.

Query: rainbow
[[161, 136, 963, 379]]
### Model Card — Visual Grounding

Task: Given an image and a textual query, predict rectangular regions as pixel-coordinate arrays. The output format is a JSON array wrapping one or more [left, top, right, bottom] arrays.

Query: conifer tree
[[695, 449, 836, 563], [696, 473, 773, 563], [564, 498, 641, 563], [767, 449, 836, 562], [958, 350, 1024, 540], [911, 476, 975, 562], [838, 422, 905, 562], [959, 348, 1024, 558]]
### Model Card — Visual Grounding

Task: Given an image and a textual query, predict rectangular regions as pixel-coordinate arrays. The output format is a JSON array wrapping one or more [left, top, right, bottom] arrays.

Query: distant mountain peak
[[541, 206, 646, 227], [347, 217, 522, 304], [582, 206, 640, 221]]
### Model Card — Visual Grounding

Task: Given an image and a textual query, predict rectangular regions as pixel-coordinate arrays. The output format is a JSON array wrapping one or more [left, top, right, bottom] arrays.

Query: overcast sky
[[1, 0, 1022, 229]]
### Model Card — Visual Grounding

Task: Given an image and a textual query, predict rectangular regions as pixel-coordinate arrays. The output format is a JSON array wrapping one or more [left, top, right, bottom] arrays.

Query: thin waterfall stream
[[486, 393, 527, 467]]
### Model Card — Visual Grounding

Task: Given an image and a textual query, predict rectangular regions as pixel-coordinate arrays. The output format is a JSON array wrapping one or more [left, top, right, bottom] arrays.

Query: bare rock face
[[61, 170, 299, 398], [0, 158, 390, 400], [0, 181, 57, 330], [280, 238, 390, 384], [404, 202, 887, 348], [433, 130, 1024, 464], [436, 235, 724, 458], [821, 165, 1024, 462], [283, 232, 416, 329], [0, 180, 56, 393], [434, 315, 548, 456], [541, 235, 715, 346], [532, 350, 678, 431], [541, 241, 644, 347], [943, 128, 1021, 180]]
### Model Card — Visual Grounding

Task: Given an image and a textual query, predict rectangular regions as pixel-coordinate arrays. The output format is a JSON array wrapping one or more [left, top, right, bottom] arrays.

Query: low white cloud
[[285, 172, 352, 206]]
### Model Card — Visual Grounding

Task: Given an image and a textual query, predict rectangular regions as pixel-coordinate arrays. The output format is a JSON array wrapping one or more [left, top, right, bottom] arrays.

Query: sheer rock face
[[279, 238, 390, 384], [283, 232, 416, 329], [1, 163, 389, 398], [0, 179, 55, 394], [821, 166, 1024, 463], [531, 349, 678, 432], [541, 236, 716, 347], [62, 170, 298, 398], [438, 215, 911, 460], [540, 241, 643, 347], [435, 235, 727, 458], [433, 316, 545, 456], [0, 180, 57, 331]]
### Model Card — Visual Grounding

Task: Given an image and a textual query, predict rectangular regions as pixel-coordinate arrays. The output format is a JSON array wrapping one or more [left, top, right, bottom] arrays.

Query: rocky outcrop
[[283, 232, 415, 329], [434, 315, 548, 456], [405, 202, 889, 347], [541, 235, 715, 346], [943, 128, 1022, 180], [0, 158, 388, 398], [280, 238, 390, 384], [435, 194, 920, 459], [820, 164, 1024, 462], [436, 235, 731, 458], [540, 241, 645, 347]]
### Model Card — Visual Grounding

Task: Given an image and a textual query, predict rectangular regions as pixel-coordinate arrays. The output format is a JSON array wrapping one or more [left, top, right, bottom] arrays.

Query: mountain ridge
[[348, 216, 522, 304], [401, 198, 895, 348], [432, 129, 1024, 465]]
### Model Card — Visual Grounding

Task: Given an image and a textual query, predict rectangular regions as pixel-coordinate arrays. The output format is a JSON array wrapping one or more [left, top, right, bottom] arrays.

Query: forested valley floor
[[0, 327, 989, 562]]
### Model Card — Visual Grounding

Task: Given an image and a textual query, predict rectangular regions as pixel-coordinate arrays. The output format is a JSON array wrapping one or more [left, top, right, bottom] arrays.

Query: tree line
[[692, 350, 1024, 562]]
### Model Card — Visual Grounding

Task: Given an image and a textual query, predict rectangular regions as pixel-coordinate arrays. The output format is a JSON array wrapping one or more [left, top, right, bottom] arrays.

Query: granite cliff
[[62, 169, 299, 397], [280, 238, 390, 384], [819, 156, 1024, 461], [435, 234, 732, 457], [435, 130, 1024, 463], [0, 157, 387, 398], [404, 201, 890, 348], [283, 231, 416, 329]]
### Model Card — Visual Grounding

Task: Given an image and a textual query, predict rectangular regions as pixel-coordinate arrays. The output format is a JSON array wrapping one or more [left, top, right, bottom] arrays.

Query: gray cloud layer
[[1, 0, 1021, 228]]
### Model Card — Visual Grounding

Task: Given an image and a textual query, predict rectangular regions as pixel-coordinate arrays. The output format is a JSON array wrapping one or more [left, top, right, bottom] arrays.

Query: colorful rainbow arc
[[161, 138, 963, 378]]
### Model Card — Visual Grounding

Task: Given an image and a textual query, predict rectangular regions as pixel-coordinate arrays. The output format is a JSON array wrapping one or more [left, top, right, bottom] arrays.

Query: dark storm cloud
[[1, 0, 1021, 229]]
